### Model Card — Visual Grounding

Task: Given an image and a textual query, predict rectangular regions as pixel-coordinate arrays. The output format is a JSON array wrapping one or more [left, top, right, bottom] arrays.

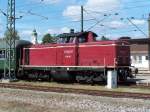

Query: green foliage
[[42, 33, 56, 44], [4, 29, 20, 40], [101, 36, 109, 40]]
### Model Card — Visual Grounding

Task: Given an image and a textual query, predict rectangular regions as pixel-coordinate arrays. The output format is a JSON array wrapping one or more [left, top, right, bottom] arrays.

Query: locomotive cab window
[[24, 49, 29, 65], [69, 37, 75, 43], [57, 37, 77, 44], [60, 38, 67, 43], [0, 50, 5, 59], [57, 31, 97, 43], [78, 36, 87, 43]]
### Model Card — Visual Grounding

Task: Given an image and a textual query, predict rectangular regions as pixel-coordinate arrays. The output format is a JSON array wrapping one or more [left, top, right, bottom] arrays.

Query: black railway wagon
[[0, 39, 32, 78]]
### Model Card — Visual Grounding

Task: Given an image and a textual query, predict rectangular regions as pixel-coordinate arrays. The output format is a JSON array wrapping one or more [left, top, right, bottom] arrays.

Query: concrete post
[[107, 71, 117, 89]]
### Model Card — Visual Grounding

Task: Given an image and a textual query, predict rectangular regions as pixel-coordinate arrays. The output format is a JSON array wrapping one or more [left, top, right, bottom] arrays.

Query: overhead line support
[[3, 0, 16, 81]]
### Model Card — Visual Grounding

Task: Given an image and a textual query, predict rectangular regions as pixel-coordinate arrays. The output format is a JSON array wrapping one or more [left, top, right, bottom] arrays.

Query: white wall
[[131, 55, 149, 70]]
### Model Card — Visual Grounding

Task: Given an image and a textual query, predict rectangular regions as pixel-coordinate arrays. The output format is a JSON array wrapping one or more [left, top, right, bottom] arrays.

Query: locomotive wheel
[[0, 73, 2, 79], [86, 76, 94, 84], [76, 75, 86, 83], [51, 71, 75, 82], [76, 71, 107, 84], [76, 74, 94, 84], [118, 72, 127, 82]]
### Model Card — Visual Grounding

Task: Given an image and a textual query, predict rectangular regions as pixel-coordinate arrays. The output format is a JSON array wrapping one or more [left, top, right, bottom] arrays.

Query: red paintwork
[[78, 41, 130, 67], [22, 39, 130, 68], [88, 32, 95, 42], [79, 43, 116, 66]]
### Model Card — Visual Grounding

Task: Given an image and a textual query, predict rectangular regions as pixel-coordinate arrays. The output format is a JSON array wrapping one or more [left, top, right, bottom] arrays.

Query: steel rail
[[0, 83, 149, 100]]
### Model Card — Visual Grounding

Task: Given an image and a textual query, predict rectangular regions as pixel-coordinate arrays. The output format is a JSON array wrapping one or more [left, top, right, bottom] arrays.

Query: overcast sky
[[0, 0, 150, 41]]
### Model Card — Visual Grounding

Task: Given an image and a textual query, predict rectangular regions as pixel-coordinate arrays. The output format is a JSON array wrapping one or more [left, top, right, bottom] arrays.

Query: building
[[123, 38, 150, 70], [31, 29, 38, 44], [130, 44, 149, 70]]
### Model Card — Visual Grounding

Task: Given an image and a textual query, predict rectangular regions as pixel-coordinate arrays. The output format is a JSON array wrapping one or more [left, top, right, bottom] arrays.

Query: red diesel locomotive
[[19, 31, 132, 83]]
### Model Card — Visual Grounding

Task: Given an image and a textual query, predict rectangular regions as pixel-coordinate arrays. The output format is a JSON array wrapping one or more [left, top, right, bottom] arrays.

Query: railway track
[[0, 83, 149, 100], [119, 82, 150, 89]]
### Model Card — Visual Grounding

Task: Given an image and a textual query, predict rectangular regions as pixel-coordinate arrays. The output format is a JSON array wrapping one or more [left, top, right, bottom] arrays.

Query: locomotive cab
[[57, 31, 97, 44]]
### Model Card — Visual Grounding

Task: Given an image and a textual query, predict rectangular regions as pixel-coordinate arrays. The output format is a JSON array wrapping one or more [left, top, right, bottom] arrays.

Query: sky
[[0, 0, 150, 42]]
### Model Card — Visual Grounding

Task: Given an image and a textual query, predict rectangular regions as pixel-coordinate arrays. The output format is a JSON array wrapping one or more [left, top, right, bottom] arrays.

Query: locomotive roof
[[57, 31, 97, 38], [0, 39, 32, 49], [29, 40, 129, 49]]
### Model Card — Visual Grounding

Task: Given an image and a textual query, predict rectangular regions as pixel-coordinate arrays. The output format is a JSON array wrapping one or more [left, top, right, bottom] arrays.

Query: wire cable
[[86, 3, 150, 16], [127, 18, 148, 38], [0, 9, 7, 16]]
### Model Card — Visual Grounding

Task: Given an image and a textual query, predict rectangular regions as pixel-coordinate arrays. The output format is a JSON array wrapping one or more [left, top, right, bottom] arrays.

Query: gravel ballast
[[0, 88, 149, 112]]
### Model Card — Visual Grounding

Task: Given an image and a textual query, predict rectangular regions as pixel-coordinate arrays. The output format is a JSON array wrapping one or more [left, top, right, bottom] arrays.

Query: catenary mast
[[3, 0, 16, 80]]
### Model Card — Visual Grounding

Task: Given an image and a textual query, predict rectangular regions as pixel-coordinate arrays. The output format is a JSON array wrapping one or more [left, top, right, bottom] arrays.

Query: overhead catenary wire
[[0, 9, 7, 16], [98, 29, 138, 36], [96, 18, 147, 37], [83, 8, 107, 31], [0, 8, 22, 20], [127, 18, 148, 38], [15, 0, 150, 18], [85, 3, 150, 16], [14, 0, 150, 25], [0, 0, 149, 38], [19, 10, 49, 20], [16, 0, 45, 10], [83, 8, 120, 31], [120, 0, 150, 5], [86, 16, 110, 31], [83, 6, 148, 38], [18, 9, 95, 26]]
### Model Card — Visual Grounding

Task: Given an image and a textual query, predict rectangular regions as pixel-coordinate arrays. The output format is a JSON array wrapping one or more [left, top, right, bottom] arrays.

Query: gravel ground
[[0, 88, 149, 112]]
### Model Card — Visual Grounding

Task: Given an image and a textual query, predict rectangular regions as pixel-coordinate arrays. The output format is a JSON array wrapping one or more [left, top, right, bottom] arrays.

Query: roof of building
[[129, 38, 150, 44], [131, 44, 148, 54], [119, 37, 150, 44], [119, 37, 150, 53]]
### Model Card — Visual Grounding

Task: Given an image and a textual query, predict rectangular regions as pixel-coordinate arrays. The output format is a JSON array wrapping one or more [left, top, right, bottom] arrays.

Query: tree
[[4, 29, 20, 40], [42, 33, 55, 44], [101, 36, 109, 40]]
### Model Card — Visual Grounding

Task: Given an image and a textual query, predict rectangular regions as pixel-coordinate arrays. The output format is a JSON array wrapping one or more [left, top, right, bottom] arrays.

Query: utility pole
[[148, 14, 150, 38], [3, 0, 16, 82], [81, 6, 84, 32], [148, 13, 150, 70]]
